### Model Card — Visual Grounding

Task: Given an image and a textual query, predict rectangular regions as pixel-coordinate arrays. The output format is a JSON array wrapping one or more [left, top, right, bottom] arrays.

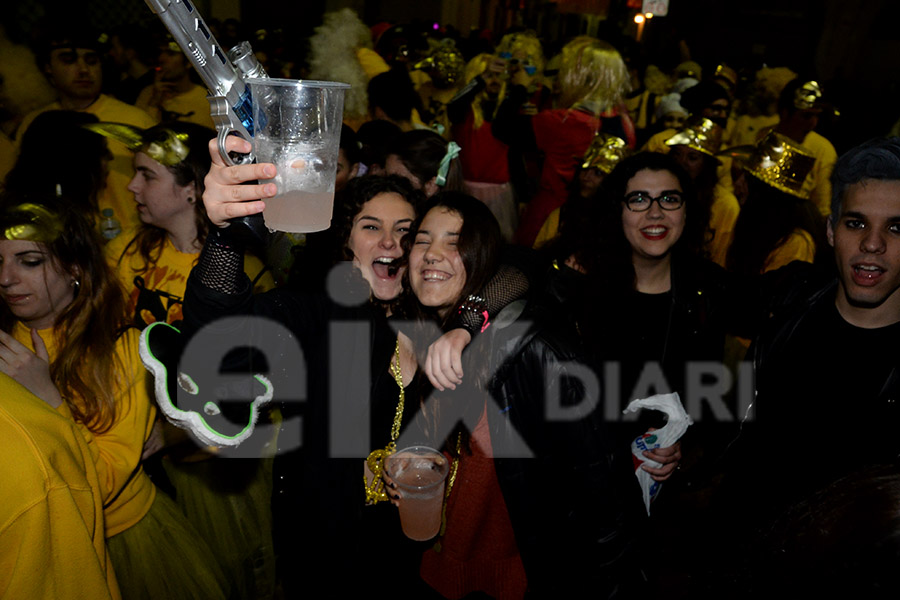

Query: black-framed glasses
[[623, 191, 685, 212]]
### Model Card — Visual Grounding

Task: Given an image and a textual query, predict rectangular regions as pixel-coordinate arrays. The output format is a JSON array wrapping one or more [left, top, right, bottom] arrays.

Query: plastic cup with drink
[[246, 78, 349, 233], [384, 446, 450, 541]]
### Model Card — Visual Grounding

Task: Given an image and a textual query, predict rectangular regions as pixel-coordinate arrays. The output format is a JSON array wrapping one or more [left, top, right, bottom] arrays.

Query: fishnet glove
[[450, 263, 529, 336], [194, 228, 246, 295]]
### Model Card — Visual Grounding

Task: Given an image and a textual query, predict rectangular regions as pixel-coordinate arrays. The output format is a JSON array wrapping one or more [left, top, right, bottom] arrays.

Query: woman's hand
[[381, 467, 403, 508], [0, 328, 63, 408], [203, 136, 278, 227], [424, 329, 472, 391], [641, 428, 682, 482]]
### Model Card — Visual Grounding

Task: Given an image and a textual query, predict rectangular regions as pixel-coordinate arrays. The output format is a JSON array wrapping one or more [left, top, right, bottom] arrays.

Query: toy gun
[[144, 0, 267, 166]]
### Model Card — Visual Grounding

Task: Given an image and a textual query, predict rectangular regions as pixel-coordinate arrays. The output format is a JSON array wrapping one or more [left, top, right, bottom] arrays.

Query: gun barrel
[[144, 0, 254, 134]]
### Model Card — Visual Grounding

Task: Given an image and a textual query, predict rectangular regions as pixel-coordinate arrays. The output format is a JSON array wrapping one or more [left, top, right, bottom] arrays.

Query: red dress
[[419, 407, 527, 599], [514, 108, 600, 246]]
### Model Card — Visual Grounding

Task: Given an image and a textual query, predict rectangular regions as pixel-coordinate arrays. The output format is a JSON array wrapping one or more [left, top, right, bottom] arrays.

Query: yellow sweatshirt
[[13, 323, 157, 537], [0, 374, 121, 599]]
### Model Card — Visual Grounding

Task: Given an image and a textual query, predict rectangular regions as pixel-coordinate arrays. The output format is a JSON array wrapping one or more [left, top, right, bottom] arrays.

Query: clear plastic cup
[[247, 78, 349, 233], [385, 446, 450, 541]]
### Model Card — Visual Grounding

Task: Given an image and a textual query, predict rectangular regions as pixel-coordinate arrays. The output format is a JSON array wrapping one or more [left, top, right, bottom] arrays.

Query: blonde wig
[[307, 8, 372, 124], [557, 37, 630, 112]]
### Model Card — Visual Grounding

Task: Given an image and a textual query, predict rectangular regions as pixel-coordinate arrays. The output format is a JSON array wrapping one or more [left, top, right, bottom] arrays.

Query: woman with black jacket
[[394, 192, 647, 598]]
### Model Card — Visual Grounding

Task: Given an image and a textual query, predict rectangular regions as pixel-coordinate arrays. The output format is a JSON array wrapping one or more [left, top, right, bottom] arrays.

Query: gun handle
[[210, 96, 254, 166]]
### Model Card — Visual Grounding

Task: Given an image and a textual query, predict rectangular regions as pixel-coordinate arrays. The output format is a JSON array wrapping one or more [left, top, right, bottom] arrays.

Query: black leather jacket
[[480, 292, 647, 598]]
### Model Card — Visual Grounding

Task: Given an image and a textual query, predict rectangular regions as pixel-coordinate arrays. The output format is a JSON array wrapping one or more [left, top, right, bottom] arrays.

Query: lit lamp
[[634, 13, 645, 41]]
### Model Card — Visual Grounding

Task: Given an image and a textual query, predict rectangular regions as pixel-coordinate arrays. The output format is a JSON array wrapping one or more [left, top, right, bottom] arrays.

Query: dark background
[[3, 0, 897, 152]]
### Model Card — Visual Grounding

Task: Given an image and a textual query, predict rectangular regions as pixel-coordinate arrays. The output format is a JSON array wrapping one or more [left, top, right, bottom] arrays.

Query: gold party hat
[[665, 116, 724, 156], [720, 131, 816, 198], [581, 133, 630, 173]]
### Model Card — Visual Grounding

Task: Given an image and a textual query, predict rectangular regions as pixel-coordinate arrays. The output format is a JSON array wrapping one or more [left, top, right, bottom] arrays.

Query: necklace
[[363, 336, 462, 543], [364, 338, 406, 504]]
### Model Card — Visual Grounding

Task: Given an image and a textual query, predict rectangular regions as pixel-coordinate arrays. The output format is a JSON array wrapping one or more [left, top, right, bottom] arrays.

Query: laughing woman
[[0, 198, 227, 600], [393, 192, 646, 598], [184, 133, 530, 594]]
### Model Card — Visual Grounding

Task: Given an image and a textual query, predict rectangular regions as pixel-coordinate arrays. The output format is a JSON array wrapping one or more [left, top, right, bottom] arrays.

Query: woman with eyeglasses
[[554, 151, 729, 396], [547, 151, 735, 589]]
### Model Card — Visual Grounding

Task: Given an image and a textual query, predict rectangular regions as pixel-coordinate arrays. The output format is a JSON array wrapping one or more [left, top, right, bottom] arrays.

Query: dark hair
[[562, 151, 704, 290], [830, 136, 900, 222], [680, 81, 730, 115], [399, 192, 503, 453], [386, 129, 464, 194], [109, 23, 158, 66], [367, 68, 418, 123], [115, 121, 215, 273], [340, 123, 362, 166], [777, 77, 807, 115], [726, 175, 825, 276], [356, 119, 403, 171], [400, 191, 502, 326], [4, 110, 110, 218], [34, 18, 104, 68], [334, 174, 422, 262]]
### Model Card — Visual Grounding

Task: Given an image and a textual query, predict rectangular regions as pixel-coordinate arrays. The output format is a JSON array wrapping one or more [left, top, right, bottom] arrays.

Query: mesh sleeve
[[450, 263, 530, 336], [193, 228, 247, 295]]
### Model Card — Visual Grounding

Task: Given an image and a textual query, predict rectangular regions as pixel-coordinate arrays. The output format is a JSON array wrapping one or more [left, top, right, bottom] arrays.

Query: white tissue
[[623, 392, 693, 514]]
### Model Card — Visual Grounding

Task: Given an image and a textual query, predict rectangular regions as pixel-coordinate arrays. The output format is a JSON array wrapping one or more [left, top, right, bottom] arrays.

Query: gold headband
[[82, 123, 190, 166], [2, 203, 65, 243]]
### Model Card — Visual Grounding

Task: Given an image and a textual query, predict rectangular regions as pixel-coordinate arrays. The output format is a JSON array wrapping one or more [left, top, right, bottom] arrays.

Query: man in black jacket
[[706, 137, 900, 596], [749, 136, 900, 499]]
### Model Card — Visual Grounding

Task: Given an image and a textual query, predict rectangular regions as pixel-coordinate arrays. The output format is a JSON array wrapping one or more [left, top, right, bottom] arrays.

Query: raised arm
[[491, 84, 538, 151]]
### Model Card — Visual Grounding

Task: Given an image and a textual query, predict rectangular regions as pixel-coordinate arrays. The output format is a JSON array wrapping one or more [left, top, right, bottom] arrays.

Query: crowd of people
[[1, 7, 899, 600]]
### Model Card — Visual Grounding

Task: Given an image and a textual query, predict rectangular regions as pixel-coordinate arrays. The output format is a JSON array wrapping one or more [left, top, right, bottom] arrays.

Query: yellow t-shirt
[[13, 324, 157, 537], [533, 207, 561, 249], [763, 229, 816, 273], [135, 84, 216, 131], [798, 131, 837, 217], [16, 95, 158, 236], [707, 185, 741, 268], [0, 374, 121, 599], [105, 231, 275, 328], [725, 114, 780, 147], [356, 47, 390, 81]]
